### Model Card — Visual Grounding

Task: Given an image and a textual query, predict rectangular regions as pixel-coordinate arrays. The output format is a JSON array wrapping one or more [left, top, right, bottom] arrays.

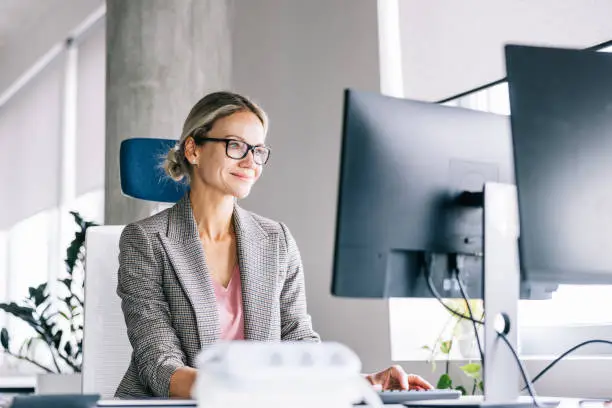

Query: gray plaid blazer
[[115, 195, 320, 398]]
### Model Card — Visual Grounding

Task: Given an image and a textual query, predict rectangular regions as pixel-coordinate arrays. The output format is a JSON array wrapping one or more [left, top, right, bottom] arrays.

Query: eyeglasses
[[194, 136, 271, 165]]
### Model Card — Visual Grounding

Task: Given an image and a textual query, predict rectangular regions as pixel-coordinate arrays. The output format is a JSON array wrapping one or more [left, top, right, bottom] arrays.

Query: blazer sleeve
[[278, 222, 321, 342], [117, 223, 186, 397]]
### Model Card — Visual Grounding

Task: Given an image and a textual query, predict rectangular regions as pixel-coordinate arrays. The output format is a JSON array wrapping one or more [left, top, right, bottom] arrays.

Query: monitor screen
[[506, 44, 612, 285]]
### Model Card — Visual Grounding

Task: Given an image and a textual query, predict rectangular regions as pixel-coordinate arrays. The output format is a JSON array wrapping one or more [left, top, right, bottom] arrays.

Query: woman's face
[[189, 110, 267, 199]]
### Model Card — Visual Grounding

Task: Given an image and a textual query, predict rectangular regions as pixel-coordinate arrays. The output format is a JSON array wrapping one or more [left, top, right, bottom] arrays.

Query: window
[[0, 16, 105, 374], [390, 43, 612, 361]]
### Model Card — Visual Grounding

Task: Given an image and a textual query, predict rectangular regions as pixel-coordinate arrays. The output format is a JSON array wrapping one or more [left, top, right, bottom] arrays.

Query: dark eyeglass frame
[[193, 136, 271, 165]]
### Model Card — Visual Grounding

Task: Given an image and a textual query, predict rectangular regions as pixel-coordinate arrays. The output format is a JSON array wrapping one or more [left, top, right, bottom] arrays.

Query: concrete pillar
[[105, 0, 232, 224]]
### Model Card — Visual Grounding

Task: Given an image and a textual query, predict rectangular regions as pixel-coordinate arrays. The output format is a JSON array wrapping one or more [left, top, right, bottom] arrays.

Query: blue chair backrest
[[119, 138, 189, 203]]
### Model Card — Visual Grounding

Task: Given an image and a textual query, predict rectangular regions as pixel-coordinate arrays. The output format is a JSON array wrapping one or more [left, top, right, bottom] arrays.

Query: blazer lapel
[[233, 205, 279, 340], [159, 195, 221, 347]]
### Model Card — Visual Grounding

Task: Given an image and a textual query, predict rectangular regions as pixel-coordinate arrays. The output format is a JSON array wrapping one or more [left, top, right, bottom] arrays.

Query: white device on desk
[[97, 400, 195, 407], [193, 341, 384, 408]]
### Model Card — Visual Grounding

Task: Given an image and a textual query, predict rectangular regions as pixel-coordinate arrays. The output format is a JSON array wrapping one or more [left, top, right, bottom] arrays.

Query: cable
[[426, 254, 612, 405], [451, 263, 541, 407], [525, 339, 612, 389], [454, 262, 484, 362], [424, 254, 484, 325], [454, 278, 612, 401], [497, 332, 542, 407]]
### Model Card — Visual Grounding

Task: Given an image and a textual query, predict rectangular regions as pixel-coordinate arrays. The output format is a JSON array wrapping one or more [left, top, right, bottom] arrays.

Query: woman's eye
[[228, 141, 242, 149]]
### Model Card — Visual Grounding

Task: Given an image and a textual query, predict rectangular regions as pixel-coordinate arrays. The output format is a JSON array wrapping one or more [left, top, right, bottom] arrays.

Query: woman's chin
[[231, 187, 253, 200]]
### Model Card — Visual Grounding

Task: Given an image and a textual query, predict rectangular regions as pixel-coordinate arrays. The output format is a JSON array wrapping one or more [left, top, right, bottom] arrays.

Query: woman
[[115, 91, 432, 398]]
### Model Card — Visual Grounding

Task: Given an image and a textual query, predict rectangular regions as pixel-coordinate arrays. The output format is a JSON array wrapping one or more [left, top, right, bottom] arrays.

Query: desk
[[0, 395, 603, 408], [92, 397, 601, 408], [396, 397, 604, 408], [0, 376, 35, 394]]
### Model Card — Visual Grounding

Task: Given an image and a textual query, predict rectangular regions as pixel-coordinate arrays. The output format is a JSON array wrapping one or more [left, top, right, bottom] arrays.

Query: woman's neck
[[189, 185, 235, 242]]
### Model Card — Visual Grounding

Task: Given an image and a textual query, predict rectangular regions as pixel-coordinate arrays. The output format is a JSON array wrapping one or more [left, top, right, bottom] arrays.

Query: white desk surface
[[93, 397, 601, 408], [0, 376, 35, 389]]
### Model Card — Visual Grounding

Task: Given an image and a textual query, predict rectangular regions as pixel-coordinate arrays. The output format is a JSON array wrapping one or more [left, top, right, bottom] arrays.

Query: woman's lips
[[231, 172, 254, 181]]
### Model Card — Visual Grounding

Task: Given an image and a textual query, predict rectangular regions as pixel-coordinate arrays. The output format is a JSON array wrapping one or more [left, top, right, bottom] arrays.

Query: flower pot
[[36, 373, 81, 394]]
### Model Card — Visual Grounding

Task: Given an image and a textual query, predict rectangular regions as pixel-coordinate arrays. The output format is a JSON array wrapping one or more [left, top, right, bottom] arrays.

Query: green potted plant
[[0, 212, 97, 393], [423, 298, 484, 395]]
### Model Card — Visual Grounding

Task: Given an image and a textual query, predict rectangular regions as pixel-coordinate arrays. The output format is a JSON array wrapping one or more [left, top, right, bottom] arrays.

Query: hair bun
[[164, 147, 186, 181]]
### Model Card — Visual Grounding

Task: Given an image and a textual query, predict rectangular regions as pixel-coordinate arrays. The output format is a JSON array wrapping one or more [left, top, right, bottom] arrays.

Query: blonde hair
[[163, 91, 269, 182]]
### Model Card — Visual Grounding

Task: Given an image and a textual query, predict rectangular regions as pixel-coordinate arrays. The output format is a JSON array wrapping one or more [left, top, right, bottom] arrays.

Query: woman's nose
[[239, 149, 257, 167]]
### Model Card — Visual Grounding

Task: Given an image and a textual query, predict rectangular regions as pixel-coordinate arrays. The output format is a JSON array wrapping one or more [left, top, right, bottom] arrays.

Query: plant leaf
[[30, 283, 49, 306], [65, 212, 97, 276], [0, 303, 37, 326], [455, 385, 467, 396], [52, 330, 63, 350], [39, 302, 54, 319], [64, 342, 73, 357], [440, 340, 452, 354], [460, 363, 482, 379], [19, 337, 36, 357], [0, 211, 96, 374], [436, 373, 453, 389], [59, 278, 72, 291], [58, 311, 71, 321], [0, 328, 9, 350], [478, 381, 484, 392]]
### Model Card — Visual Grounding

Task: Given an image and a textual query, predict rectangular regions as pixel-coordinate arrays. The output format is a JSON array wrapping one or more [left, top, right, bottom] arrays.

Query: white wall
[[399, 0, 612, 101], [232, 0, 612, 394], [231, 0, 399, 374]]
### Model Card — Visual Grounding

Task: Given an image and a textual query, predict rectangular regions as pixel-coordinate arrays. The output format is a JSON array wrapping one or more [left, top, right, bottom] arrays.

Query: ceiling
[[0, 0, 104, 95], [0, 0, 45, 49], [400, 0, 612, 101]]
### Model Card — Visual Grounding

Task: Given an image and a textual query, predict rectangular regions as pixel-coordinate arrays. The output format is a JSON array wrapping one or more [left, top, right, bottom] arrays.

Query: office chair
[[82, 138, 186, 398]]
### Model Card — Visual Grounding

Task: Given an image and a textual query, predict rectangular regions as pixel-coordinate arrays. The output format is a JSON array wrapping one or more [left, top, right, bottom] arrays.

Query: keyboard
[[377, 389, 462, 405]]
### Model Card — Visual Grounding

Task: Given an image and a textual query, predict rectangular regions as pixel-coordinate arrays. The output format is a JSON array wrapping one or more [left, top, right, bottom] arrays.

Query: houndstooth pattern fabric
[[114, 195, 320, 398]]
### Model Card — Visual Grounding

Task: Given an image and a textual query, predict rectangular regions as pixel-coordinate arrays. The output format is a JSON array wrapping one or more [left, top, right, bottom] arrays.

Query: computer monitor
[[506, 44, 612, 286], [332, 89, 519, 299], [331, 46, 612, 406]]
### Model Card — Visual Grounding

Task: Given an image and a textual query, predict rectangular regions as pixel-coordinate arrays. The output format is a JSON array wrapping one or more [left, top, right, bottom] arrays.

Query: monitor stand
[[406, 182, 534, 408]]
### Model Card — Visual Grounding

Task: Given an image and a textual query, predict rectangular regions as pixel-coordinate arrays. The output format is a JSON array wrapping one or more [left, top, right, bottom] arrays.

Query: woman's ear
[[184, 136, 198, 164]]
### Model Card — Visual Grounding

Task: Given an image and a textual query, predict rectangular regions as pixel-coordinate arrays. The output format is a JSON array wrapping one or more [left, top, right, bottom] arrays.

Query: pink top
[[211, 264, 245, 340]]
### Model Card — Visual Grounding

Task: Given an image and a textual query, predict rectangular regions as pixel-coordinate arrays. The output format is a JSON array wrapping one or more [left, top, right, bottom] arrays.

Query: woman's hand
[[169, 367, 198, 398], [365, 365, 433, 391]]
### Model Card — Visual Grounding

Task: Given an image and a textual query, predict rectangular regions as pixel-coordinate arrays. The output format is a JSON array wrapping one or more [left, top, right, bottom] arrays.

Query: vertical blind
[[0, 55, 65, 230], [75, 22, 106, 197]]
